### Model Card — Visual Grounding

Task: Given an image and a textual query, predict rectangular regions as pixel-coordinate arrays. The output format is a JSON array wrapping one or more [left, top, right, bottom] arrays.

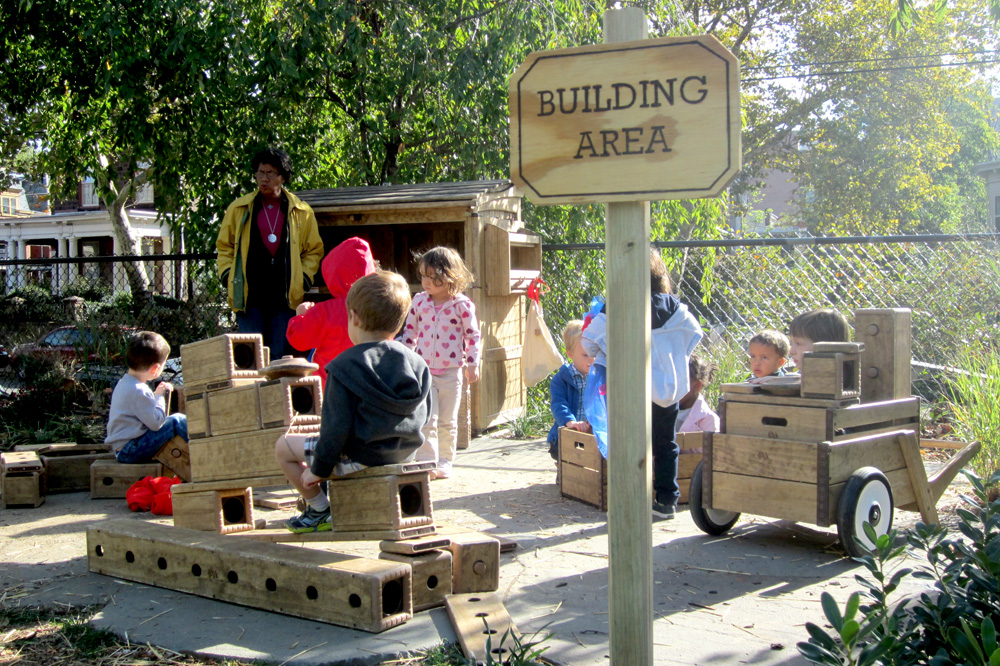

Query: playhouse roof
[[296, 180, 516, 212]]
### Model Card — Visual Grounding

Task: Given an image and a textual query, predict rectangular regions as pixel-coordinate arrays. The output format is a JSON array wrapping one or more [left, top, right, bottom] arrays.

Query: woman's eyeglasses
[[255, 170, 280, 180]]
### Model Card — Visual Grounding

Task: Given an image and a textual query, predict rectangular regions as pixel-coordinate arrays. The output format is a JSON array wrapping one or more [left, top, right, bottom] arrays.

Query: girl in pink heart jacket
[[402, 247, 482, 479]]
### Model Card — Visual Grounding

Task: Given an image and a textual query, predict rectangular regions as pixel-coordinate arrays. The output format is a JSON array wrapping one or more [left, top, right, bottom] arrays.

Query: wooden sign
[[509, 34, 740, 204]]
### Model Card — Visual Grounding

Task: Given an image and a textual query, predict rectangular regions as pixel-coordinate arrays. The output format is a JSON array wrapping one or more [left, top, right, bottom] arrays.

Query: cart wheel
[[837, 467, 893, 558], [689, 461, 741, 536]]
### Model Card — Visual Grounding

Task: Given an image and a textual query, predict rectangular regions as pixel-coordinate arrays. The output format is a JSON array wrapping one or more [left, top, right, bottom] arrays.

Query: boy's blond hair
[[126, 331, 170, 371], [346, 271, 412, 333], [750, 329, 790, 358], [562, 320, 584, 352], [789, 309, 851, 344]]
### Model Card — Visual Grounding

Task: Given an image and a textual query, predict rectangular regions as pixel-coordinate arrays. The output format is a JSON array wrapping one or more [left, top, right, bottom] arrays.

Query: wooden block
[[327, 472, 434, 532], [445, 592, 518, 663], [189, 426, 317, 483], [719, 382, 759, 394], [41, 446, 115, 493], [448, 532, 500, 594], [253, 488, 300, 510], [90, 460, 164, 499], [87, 519, 412, 632], [801, 352, 861, 400], [1, 451, 44, 473], [2, 470, 44, 508], [204, 382, 264, 436], [559, 428, 603, 469], [812, 342, 865, 354], [381, 549, 453, 611], [258, 376, 323, 429], [339, 461, 437, 479], [179, 334, 265, 389], [185, 392, 209, 439], [154, 435, 191, 482], [559, 427, 607, 510], [236, 522, 437, 543], [172, 487, 256, 534], [380, 536, 453, 556], [856, 308, 912, 404], [183, 377, 264, 396]]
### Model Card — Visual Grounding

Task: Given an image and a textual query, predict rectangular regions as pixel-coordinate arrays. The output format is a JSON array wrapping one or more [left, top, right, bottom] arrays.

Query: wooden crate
[[558, 428, 606, 511], [327, 470, 434, 532], [704, 429, 924, 527], [189, 425, 317, 483], [856, 308, 912, 404], [447, 531, 500, 594], [90, 460, 164, 499], [1, 451, 45, 508], [173, 486, 255, 534], [720, 396, 920, 444], [380, 549, 453, 611], [87, 519, 412, 632], [38, 444, 115, 493], [180, 334, 265, 390], [800, 343, 863, 400], [258, 376, 323, 429]]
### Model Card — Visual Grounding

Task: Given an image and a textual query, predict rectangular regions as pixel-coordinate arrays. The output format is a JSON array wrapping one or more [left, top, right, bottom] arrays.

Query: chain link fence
[[540, 233, 1000, 404]]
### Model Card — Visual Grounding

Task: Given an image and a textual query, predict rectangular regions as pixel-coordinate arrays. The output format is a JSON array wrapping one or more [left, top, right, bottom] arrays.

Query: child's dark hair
[[127, 331, 170, 371], [750, 329, 790, 358], [650, 248, 671, 294], [689, 353, 717, 384], [252, 147, 293, 182], [789, 309, 851, 343], [417, 246, 474, 295]]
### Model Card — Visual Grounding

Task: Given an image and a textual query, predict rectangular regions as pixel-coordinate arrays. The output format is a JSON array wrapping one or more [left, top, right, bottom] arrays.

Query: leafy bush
[[947, 345, 1000, 481], [797, 469, 1000, 666], [62, 277, 111, 302]]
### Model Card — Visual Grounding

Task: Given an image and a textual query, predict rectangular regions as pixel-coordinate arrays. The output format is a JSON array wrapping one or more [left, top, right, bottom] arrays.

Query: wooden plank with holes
[[235, 522, 437, 542], [87, 519, 412, 632], [172, 487, 255, 534], [379, 536, 452, 556], [856, 308, 912, 404], [445, 592, 518, 664], [380, 549, 453, 611], [252, 488, 299, 510]]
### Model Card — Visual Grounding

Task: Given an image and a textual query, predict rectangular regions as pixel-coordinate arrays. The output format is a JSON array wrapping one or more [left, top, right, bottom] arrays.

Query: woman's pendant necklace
[[263, 203, 279, 243]]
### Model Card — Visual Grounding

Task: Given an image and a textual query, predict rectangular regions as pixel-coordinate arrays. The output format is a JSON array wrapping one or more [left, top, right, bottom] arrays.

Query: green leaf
[[821, 592, 844, 632], [840, 619, 860, 646], [844, 593, 861, 622]]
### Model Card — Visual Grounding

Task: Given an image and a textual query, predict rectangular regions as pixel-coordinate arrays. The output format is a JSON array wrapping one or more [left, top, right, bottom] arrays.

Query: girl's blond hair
[[416, 246, 474, 296]]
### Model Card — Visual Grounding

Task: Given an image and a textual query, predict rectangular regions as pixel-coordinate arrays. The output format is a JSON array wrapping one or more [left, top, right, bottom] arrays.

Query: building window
[[1, 195, 15, 215]]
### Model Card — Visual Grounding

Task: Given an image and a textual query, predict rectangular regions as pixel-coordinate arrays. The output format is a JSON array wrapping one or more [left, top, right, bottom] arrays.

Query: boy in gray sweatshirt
[[105, 331, 188, 463], [274, 270, 432, 533]]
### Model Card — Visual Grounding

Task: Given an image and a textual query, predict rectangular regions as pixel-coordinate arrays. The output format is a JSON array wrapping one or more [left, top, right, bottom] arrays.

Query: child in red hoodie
[[286, 237, 377, 387]]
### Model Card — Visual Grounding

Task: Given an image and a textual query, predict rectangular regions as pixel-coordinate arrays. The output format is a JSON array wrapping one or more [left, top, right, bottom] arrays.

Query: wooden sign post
[[509, 10, 740, 665]]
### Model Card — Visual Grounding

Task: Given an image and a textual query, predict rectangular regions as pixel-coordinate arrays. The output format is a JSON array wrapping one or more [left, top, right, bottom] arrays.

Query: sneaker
[[286, 505, 332, 533], [652, 500, 676, 520]]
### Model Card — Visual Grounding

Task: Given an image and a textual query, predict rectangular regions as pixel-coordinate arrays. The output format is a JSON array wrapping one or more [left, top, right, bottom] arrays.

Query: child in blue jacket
[[547, 320, 594, 459]]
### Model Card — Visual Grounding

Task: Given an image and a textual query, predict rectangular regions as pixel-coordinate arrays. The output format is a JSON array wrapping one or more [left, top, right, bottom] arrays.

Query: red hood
[[322, 237, 376, 297]]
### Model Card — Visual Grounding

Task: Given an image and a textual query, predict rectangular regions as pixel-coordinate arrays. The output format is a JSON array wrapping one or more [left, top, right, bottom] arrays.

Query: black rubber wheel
[[689, 461, 741, 536], [837, 467, 894, 558]]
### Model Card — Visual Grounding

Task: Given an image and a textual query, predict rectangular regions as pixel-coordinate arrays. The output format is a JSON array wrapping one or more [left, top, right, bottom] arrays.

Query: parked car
[[10, 325, 134, 379]]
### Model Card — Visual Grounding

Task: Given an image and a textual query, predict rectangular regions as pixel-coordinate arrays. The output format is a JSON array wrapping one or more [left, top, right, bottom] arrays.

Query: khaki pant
[[416, 367, 463, 466]]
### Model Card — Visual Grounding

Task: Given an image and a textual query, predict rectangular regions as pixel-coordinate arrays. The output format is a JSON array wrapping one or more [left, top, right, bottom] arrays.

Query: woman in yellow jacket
[[216, 148, 324, 358]]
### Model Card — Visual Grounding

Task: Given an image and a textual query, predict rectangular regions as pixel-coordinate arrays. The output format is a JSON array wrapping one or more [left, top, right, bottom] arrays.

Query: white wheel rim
[[853, 479, 891, 550], [705, 506, 738, 525]]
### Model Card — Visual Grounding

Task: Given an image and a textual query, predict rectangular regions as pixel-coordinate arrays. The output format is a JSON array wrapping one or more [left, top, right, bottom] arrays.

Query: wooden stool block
[[37, 444, 114, 493], [258, 376, 322, 429], [1, 451, 45, 508], [173, 486, 255, 533], [447, 532, 500, 594], [558, 428, 607, 511], [90, 460, 164, 499], [380, 548, 453, 611], [154, 435, 191, 482], [328, 471, 434, 532], [201, 382, 264, 437], [180, 334, 265, 390], [800, 342, 863, 400], [856, 308, 912, 403], [88, 519, 412, 632]]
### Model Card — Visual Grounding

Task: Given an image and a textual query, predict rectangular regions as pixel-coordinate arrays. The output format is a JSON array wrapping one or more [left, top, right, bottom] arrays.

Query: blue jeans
[[236, 306, 296, 359], [116, 414, 188, 464]]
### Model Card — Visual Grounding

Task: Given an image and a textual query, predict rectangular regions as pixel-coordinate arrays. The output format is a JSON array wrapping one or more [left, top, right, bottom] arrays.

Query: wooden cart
[[688, 392, 980, 557]]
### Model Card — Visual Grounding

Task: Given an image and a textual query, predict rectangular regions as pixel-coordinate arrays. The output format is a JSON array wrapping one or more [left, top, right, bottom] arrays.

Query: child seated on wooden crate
[[105, 331, 188, 464], [547, 320, 594, 461], [746, 329, 789, 382], [788, 309, 851, 371], [677, 353, 720, 434], [274, 271, 432, 533]]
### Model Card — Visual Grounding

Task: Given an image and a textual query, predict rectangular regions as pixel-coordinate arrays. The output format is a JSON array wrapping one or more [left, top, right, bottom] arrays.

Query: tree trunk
[[95, 157, 152, 304]]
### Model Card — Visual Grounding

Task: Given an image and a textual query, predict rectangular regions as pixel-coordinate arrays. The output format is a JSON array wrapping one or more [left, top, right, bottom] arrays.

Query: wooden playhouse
[[296, 180, 542, 437]]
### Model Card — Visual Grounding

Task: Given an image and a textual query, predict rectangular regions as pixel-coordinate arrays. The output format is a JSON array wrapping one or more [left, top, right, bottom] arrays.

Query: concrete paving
[[0, 434, 943, 665]]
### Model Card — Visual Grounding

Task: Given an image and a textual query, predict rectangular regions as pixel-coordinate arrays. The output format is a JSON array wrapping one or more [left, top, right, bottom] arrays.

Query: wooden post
[[604, 10, 653, 666]]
